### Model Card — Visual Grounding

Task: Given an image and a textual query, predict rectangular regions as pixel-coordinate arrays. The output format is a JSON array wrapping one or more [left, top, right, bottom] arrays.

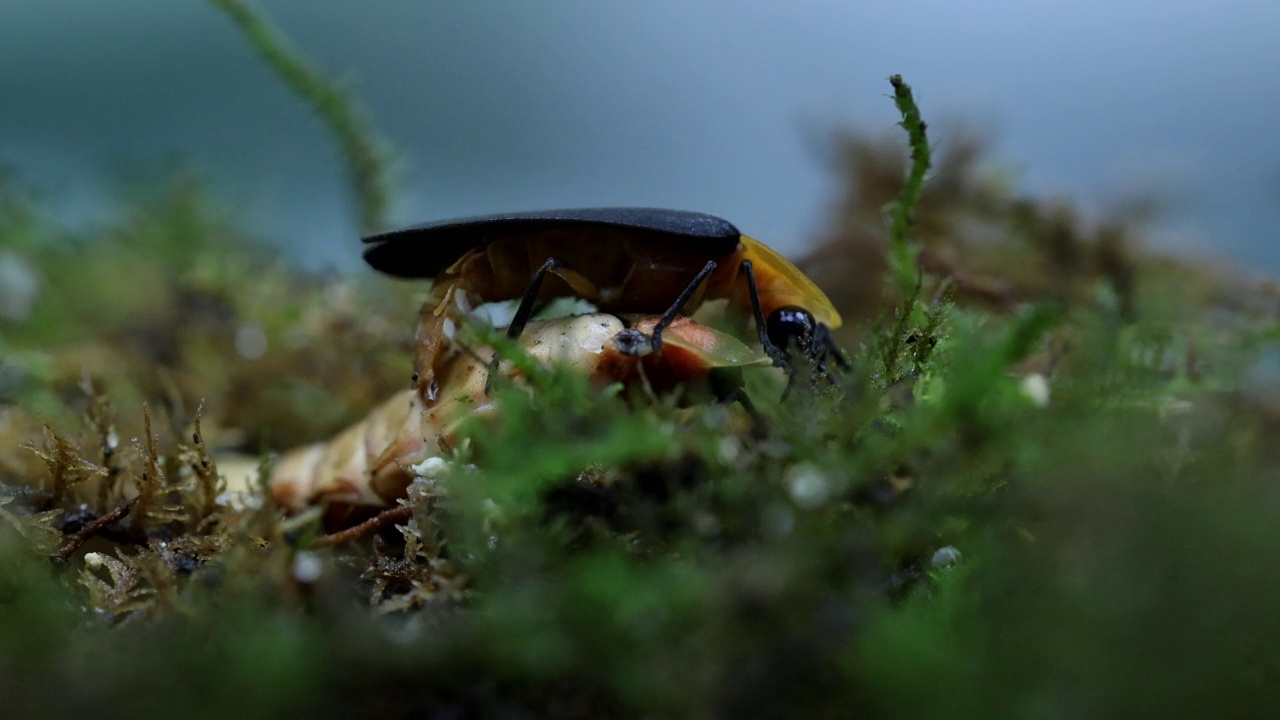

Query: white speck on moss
[[83, 552, 104, 571], [1020, 373, 1051, 407], [786, 463, 830, 509], [292, 551, 323, 584], [931, 545, 962, 567], [718, 436, 740, 463]]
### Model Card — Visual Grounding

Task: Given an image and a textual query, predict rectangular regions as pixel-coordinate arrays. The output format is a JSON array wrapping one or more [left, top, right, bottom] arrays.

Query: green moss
[[2, 28, 1279, 718]]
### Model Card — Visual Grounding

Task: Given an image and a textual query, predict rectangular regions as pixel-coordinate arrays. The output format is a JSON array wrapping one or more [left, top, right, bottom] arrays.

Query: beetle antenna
[[651, 260, 717, 352]]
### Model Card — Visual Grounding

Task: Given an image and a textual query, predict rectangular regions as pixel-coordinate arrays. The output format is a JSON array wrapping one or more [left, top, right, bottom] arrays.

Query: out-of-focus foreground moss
[[3, 138, 1280, 716], [5, 58, 1280, 720]]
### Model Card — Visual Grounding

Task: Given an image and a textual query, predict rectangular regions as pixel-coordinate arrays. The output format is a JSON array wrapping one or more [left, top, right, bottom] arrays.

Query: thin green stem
[[207, 0, 396, 233], [887, 74, 932, 301]]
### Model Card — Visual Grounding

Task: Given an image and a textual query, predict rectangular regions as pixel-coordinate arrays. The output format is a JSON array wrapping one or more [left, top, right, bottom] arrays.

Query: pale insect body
[[268, 312, 768, 522]]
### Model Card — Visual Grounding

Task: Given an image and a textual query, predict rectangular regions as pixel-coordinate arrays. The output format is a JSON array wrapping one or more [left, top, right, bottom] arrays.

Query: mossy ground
[[3, 35, 1280, 718], [4, 145, 1280, 717]]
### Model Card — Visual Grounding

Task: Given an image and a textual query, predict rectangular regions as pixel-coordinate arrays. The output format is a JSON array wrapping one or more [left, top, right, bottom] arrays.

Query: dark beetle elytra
[[364, 207, 741, 278]]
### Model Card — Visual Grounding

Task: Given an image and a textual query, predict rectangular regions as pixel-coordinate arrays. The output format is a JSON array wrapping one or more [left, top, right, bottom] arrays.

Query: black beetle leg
[[508, 258, 566, 341], [485, 257, 565, 394], [742, 257, 801, 400], [809, 323, 849, 387], [650, 260, 717, 352], [814, 323, 848, 369], [710, 367, 766, 435], [739, 259, 788, 368]]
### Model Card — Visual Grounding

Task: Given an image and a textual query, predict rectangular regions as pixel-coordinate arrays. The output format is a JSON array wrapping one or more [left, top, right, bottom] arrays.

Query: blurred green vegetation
[[3, 122, 1279, 720], [0, 169, 419, 450], [3, 7, 1280, 717]]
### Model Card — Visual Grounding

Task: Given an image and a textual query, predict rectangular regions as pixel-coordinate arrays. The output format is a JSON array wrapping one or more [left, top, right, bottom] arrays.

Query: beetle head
[[765, 306, 817, 358], [765, 306, 848, 397]]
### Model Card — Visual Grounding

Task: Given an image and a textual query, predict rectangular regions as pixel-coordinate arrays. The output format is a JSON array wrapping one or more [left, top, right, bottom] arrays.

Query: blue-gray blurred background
[[3, 0, 1278, 271]]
